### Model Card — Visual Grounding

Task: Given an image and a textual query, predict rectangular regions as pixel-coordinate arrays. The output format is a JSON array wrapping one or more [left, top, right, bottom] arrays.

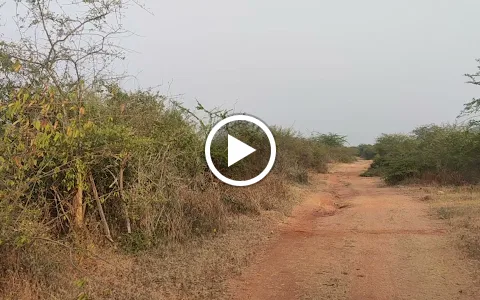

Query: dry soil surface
[[227, 160, 479, 300]]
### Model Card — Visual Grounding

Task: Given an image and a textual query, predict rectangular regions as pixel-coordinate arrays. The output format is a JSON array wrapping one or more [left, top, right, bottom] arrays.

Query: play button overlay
[[205, 115, 276, 187], [228, 135, 256, 167]]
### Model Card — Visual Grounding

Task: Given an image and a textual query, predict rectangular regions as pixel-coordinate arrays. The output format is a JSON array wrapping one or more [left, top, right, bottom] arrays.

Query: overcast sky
[[4, 1, 480, 145], [115, 0, 480, 145]]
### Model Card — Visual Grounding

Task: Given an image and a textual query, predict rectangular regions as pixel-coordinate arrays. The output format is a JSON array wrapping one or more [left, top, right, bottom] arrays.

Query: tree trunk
[[119, 157, 132, 234], [72, 185, 84, 229], [89, 172, 114, 242]]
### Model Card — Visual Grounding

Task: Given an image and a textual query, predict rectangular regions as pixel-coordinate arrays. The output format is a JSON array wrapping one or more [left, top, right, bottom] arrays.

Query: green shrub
[[357, 144, 377, 160], [0, 85, 355, 246], [0, 83, 355, 298], [365, 125, 480, 185], [270, 130, 357, 181]]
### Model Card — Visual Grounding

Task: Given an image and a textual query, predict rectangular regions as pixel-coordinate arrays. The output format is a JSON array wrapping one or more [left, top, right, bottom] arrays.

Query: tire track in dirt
[[227, 160, 480, 300]]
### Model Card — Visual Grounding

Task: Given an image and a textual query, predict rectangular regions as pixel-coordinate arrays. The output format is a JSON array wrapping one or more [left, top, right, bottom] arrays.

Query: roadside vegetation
[[432, 187, 480, 260], [362, 56, 480, 185], [410, 185, 480, 267], [0, 2, 355, 299], [357, 143, 377, 160], [362, 60, 480, 265], [362, 126, 480, 184]]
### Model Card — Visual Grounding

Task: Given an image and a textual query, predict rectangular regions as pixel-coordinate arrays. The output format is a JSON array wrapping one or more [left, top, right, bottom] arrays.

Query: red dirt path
[[227, 160, 479, 300]]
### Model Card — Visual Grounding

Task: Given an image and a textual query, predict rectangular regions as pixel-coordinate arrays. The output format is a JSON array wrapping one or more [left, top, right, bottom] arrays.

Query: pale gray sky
[[117, 0, 480, 145], [4, 1, 480, 144]]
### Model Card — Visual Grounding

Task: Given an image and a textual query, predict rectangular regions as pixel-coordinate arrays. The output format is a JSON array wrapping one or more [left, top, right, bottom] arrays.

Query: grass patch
[[427, 186, 480, 260]]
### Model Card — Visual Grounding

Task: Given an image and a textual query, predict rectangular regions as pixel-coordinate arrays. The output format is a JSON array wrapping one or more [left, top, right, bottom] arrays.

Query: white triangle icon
[[228, 135, 256, 167]]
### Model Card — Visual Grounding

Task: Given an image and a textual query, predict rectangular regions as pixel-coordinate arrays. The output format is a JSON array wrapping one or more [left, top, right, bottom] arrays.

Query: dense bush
[[0, 85, 355, 247], [357, 144, 377, 160], [311, 133, 357, 163], [273, 128, 330, 182], [0, 2, 357, 296], [364, 125, 480, 184]]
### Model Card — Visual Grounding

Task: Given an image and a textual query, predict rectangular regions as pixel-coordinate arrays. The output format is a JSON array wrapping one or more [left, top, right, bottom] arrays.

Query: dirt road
[[228, 160, 479, 300]]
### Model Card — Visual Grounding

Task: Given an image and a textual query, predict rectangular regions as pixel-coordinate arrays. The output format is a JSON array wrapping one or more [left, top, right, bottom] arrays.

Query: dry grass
[[1, 242, 78, 300], [0, 175, 302, 300], [221, 174, 294, 215], [0, 215, 281, 300], [416, 186, 480, 260]]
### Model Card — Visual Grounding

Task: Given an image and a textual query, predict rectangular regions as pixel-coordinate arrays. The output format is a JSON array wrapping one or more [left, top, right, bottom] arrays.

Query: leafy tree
[[460, 59, 480, 126], [0, 0, 139, 232], [311, 132, 348, 147]]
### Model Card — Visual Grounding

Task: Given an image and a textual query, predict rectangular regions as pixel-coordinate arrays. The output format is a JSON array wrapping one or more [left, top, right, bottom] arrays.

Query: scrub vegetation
[[363, 58, 480, 185], [362, 126, 480, 184], [357, 143, 377, 160], [362, 59, 480, 267], [0, 2, 355, 298]]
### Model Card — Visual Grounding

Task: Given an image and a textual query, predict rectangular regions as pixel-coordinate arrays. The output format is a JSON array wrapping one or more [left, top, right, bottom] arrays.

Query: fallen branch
[[89, 172, 114, 243]]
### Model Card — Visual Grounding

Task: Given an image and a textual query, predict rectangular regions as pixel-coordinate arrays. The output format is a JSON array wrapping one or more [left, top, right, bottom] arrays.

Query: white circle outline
[[205, 115, 277, 187]]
